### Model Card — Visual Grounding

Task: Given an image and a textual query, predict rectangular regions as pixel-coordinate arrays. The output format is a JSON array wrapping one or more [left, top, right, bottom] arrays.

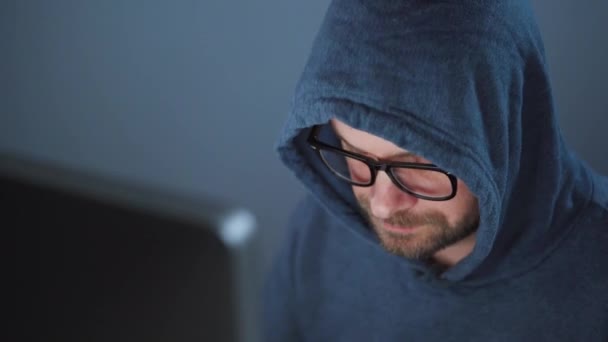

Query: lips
[[382, 221, 420, 233]]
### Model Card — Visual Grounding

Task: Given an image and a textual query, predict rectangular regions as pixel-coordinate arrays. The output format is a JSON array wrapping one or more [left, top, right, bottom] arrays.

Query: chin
[[375, 225, 440, 260]]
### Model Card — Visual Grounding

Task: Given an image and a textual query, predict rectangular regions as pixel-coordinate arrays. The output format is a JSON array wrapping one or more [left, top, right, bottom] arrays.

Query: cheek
[[352, 186, 368, 199], [445, 186, 479, 224], [441, 202, 466, 225]]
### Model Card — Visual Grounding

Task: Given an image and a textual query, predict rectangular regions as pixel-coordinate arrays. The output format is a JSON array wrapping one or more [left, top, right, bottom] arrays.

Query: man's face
[[331, 119, 480, 260]]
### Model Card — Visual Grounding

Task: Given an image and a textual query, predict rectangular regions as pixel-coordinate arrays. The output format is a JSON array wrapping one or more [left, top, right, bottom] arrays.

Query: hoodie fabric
[[265, 0, 608, 341]]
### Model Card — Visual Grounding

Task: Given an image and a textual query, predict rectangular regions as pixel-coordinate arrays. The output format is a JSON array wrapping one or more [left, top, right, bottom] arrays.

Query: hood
[[276, 0, 594, 284]]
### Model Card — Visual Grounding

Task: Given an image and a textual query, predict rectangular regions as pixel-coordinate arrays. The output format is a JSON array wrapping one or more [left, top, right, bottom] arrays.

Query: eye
[[346, 159, 367, 180]]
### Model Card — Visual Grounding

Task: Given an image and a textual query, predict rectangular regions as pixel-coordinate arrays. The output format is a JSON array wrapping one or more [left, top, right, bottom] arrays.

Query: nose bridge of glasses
[[371, 163, 403, 189], [372, 162, 390, 172]]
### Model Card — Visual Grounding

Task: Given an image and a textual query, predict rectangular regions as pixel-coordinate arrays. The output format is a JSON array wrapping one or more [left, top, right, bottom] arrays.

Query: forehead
[[330, 118, 417, 158]]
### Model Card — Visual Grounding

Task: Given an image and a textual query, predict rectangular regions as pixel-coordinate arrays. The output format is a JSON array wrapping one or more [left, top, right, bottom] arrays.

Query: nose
[[369, 171, 418, 219]]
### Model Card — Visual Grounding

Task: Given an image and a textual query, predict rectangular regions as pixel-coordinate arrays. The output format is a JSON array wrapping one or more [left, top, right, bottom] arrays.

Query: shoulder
[[283, 194, 345, 266], [280, 194, 375, 290], [562, 169, 608, 265], [559, 199, 608, 280], [589, 170, 608, 210]]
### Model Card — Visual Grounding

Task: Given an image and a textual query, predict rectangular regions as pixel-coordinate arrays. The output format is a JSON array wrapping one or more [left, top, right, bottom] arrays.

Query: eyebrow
[[333, 129, 415, 159]]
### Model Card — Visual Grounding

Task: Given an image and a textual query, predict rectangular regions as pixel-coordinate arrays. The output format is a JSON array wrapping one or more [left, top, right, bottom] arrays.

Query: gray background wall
[[2, 1, 607, 272]]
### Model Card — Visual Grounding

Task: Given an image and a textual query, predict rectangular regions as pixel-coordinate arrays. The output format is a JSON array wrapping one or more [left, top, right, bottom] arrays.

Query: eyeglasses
[[307, 125, 458, 201]]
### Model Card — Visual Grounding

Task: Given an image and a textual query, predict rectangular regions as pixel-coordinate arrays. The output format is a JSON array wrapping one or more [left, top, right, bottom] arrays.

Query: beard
[[356, 194, 480, 260]]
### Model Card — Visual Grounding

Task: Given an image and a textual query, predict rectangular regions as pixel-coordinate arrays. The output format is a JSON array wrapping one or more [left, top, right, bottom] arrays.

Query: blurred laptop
[[4, 153, 260, 342]]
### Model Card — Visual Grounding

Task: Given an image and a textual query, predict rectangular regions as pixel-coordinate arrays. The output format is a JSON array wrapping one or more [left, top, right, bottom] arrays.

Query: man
[[264, 0, 608, 341]]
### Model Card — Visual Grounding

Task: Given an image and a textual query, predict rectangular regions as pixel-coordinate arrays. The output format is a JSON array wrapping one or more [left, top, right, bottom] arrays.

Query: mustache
[[357, 196, 449, 227], [385, 211, 448, 227]]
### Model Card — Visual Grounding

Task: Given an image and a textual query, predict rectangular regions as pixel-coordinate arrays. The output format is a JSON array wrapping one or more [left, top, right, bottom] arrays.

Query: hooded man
[[264, 0, 608, 341]]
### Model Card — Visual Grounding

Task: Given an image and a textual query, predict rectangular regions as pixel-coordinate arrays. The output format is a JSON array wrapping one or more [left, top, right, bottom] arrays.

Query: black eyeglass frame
[[307, 125, 458, 201]]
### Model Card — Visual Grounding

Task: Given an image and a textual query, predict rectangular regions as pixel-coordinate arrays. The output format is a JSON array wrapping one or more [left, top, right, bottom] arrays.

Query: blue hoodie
[[265, 0, 608, 340]]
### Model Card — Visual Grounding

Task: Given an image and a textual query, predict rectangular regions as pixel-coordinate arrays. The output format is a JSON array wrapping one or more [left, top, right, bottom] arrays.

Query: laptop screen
[[5, 154, 259, 342]]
